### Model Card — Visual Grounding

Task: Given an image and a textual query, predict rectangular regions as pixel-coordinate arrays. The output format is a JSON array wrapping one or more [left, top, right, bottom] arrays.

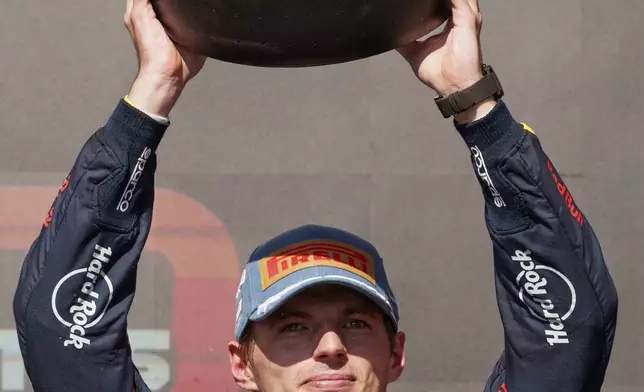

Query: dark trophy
[[150, 0, 451, 67]]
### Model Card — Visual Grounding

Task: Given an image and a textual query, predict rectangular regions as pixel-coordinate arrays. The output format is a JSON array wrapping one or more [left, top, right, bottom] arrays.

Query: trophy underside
[[151, 0, 451, 67]]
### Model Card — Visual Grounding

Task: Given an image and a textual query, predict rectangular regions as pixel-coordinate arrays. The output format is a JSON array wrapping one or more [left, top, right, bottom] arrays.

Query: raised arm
[[12, 1, 205, 390], [13, 96, 167, 392], [457, 102, 618, 392], [397, 0, 618, 390]]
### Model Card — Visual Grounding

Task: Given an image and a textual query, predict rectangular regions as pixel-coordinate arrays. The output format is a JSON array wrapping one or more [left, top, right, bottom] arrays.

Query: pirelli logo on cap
[[259, 240, 376, 290]]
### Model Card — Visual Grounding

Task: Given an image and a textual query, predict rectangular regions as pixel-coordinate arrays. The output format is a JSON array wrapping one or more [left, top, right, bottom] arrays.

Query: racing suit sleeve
[[12, 99, 168, 392], [454, 101, 619, 392]]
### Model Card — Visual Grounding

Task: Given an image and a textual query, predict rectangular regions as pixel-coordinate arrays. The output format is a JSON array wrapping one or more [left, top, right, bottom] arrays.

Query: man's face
[[228, 284, 406, 392]]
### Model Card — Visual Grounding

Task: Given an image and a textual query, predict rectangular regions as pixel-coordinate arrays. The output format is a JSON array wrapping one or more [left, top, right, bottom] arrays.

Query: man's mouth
[[303, 373, 357, 390]]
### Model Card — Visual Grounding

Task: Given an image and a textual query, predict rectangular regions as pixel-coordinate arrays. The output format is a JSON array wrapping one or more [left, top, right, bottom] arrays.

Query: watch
[[434, 64, 504, 119]]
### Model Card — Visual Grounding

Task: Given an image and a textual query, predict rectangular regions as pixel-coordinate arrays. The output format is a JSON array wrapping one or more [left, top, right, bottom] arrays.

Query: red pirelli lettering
[[290, 254, 309, 266], [266, 256, 280, 279], [260, 241, 376, 289], [313, 250, 330, 260]]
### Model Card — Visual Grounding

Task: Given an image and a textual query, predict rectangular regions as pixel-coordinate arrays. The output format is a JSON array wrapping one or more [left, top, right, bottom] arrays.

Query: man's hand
[[397, 0, 496, 123], [124, 0, 207, 117]]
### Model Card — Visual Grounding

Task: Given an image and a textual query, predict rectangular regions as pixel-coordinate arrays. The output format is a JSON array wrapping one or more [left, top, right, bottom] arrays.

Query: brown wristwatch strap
[[434, 64, 504, 118]]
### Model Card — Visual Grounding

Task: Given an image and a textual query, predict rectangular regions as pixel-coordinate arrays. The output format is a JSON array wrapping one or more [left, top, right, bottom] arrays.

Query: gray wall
[[0, 0, 641, 390]]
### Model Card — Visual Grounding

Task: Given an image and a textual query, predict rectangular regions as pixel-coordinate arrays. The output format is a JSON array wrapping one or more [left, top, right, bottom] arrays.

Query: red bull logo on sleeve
[[259, 240, 376, 290], [546, 160, 584, 227]]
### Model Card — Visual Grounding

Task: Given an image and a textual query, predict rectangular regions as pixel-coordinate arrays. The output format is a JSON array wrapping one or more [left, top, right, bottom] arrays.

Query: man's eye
[[344, 319, 368, 329], [280, 323, 307, 333]]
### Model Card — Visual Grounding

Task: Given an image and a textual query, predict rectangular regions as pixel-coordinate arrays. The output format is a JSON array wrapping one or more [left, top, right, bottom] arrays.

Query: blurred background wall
[[0, 0, 641, 390]]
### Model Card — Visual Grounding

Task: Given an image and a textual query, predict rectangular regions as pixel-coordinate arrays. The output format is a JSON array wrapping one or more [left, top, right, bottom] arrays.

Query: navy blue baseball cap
[[234, 225, 399, 341]]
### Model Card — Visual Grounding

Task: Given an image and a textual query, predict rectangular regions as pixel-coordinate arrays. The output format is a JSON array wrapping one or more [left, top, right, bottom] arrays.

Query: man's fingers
[[129, 0, 150, 22], [127, 0, 147, 17], [124, 0, 148, 29], [127, 0, 154, 36], [450, 0, 481, 29], [124, 0, 134, 27], [450, 0, 474, 14], [466, 0, 480, 14], [466, 0, 482, 30]]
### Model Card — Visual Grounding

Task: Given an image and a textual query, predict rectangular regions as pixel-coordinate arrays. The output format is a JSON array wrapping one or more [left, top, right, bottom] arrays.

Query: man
[[12, 0, 618, 391]]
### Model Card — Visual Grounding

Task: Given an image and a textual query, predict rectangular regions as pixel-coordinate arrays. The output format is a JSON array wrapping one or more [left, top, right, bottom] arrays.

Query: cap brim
[[248, 273, 397, 327]]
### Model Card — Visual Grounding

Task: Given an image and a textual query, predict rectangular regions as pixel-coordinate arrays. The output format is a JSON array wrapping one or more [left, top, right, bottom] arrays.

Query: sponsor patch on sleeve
[[259, 240, 376, 290]]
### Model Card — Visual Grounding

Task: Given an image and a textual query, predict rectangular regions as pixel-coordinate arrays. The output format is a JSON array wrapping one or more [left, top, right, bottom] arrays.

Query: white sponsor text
[[470, 146, 506, 208], [51, 244, 114, 349], [117, 147, 152, 212], [512, 249, 577, 345]]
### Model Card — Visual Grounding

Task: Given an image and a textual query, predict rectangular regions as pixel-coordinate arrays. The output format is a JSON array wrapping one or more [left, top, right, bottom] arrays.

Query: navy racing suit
[[12, 98, 618, 392], [455, 102, 619, 391]]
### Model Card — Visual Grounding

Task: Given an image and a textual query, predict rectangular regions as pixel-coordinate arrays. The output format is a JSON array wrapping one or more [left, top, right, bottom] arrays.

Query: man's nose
[[313, 330, 349, 365]]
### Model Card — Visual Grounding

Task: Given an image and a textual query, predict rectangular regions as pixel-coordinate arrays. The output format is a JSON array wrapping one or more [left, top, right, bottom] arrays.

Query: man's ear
[[228, 340, 259, 391], [388, 331, 406, 383]]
